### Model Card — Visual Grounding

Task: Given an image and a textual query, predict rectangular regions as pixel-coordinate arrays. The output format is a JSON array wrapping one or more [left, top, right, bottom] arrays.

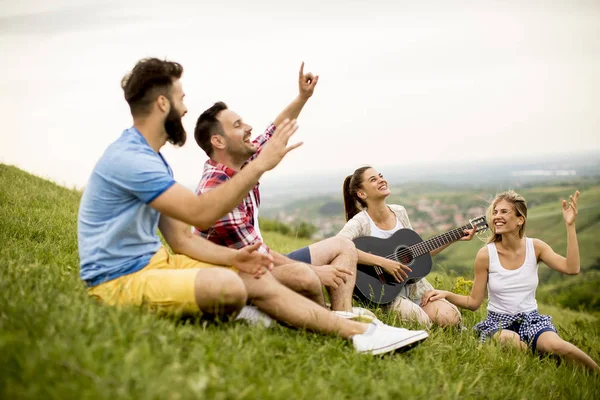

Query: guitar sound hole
[[395, 246, 413, 265]]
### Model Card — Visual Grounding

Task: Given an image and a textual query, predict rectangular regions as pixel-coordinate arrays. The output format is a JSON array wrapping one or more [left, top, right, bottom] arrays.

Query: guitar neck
[[409, 222, 473, 257]]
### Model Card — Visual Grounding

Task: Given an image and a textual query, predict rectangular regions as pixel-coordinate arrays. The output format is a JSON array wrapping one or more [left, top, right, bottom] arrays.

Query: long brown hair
[[343, 166, 371, 221], [486, 190, 528, 243]]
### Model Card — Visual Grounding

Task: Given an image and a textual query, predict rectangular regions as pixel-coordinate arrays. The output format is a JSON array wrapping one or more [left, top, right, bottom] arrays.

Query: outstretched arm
[[536, 190, 581, 275], [273, 62, 318, 127], [430, 227, 477, 256], [159, 214, 273, 278], [150, 119, 301, 229], [421, 246, 489, 311]]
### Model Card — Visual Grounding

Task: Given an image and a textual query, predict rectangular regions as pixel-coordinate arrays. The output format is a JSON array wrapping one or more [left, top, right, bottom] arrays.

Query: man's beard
[[164, 106, 186, 147], [225, 136, 256, 165]]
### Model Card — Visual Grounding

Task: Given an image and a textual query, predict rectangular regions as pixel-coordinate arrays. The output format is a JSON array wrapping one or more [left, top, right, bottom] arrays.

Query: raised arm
[[272, 62, 318, 127], [535, 190, 581, 275], [430, 227, 477, 256], [150, 119, 301, 229], [158, 214, 273, 278], [421, 246, 489, 311]]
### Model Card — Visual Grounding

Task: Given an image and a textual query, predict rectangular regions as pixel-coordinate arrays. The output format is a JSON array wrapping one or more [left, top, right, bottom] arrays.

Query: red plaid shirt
[[192, 124, 275, 253]]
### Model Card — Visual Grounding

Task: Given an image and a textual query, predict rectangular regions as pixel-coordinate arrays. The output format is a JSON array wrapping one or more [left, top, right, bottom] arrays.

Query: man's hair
[[194, 101, 228, 157], [121, 58, 183, 116]]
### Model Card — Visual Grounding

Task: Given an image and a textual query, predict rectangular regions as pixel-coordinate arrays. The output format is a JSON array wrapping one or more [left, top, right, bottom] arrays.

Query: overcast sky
[[1, 0, 599, 189]]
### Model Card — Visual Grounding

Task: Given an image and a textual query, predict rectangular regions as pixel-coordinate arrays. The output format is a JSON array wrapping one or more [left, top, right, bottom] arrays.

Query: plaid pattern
[[193, 124, 276, 253], [474, 309, 557, 349]]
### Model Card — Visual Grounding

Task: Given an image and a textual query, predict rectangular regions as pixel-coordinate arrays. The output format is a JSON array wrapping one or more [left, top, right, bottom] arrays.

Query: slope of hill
[[1, 164, 599, 399]]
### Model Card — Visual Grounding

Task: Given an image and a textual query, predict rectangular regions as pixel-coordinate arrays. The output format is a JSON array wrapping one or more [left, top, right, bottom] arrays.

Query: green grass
[[1, 163, 599, 399]]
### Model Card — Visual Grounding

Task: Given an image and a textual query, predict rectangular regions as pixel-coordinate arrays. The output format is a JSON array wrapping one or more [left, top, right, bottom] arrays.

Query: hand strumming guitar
[[377, 257, 412, 283]]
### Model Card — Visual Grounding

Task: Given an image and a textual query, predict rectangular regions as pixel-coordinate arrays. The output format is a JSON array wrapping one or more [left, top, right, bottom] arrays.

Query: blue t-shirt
[[78, 127, 176, 287]]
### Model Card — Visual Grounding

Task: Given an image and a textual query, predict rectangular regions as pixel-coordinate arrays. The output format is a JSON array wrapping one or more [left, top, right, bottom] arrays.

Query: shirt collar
[[206, 159, 238, 178]]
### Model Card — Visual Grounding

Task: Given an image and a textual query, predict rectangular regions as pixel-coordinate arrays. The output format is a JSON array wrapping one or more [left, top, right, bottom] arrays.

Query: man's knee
[[194, 268, 247, 311], [337, 236, 356, 251], [292, 263, 322, 296], [272, 263, 321, 297], [335, 236, 357, 263]]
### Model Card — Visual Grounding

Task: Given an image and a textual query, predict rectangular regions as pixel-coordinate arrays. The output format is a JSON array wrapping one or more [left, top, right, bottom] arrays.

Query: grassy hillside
[[1, 164, 599, 399]]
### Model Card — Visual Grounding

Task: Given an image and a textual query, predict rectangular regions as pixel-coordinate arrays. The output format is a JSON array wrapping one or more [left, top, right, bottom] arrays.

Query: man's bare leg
[[193, 268, 247, 316], [270, 263, 326, 306], [309, 236, 357, 311], [241, 270, 366, 338]]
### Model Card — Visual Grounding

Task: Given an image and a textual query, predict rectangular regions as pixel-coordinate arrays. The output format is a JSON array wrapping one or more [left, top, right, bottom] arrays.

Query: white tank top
[[487, 238, 538, 314], [366, 212, 404, 239]]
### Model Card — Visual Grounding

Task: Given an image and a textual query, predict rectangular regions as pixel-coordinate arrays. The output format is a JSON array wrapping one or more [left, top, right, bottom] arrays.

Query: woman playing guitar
[[339, 166, 476, 327]]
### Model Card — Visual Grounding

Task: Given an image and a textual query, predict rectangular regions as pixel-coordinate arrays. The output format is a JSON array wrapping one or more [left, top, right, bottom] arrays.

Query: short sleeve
[[196, 170, 230, 195], [97, 147, 175, 204]]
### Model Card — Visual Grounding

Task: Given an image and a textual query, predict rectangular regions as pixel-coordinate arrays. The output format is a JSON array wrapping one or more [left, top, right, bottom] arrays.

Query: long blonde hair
[[486, 190, 528, 244]]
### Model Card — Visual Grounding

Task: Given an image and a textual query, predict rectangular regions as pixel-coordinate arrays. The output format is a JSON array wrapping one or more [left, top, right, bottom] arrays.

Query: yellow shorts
[[88, 247, 231, 316]]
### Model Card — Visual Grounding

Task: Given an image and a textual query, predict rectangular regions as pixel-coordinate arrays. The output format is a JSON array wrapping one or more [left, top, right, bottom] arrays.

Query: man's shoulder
[[197, 163, 231, 193], [92, 128, 173, 191], [98, 129, 155, 167]]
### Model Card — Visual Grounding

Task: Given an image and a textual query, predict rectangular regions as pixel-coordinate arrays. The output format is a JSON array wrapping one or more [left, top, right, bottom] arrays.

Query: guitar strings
[[371, 224, 475, 263]]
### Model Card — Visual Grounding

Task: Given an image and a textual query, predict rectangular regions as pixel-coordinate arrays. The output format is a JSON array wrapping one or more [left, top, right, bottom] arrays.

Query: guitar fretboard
[[408, 223, 473, 258]]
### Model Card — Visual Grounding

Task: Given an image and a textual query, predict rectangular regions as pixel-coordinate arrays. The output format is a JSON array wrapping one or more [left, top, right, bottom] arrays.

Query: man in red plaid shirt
[[192, 63, 359, 314]]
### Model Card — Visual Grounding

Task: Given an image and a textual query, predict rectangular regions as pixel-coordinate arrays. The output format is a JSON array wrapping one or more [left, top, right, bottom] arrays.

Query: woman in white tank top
[[338, 166, 477, 328], [422, 190, 599, 372]]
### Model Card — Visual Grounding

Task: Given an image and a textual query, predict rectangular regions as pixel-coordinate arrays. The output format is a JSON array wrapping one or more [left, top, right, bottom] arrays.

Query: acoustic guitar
[[352, 215, 488, 305]]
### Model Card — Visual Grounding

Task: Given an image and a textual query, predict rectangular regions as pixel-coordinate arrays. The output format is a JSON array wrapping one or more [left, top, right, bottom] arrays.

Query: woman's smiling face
[[358, 168, 391, 202]]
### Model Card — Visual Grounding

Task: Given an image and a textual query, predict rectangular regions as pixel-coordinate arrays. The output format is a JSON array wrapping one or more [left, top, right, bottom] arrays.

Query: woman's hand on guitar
[[420, 289, 449, 306], [460, 228, 476, 241], [312, 265, 353, 288], [378, 258, 411, 283]]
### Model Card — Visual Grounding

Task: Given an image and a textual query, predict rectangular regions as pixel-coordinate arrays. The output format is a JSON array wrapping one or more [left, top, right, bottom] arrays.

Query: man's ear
[[157, 95, 170, 113], [211, 135, 226, 151]]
